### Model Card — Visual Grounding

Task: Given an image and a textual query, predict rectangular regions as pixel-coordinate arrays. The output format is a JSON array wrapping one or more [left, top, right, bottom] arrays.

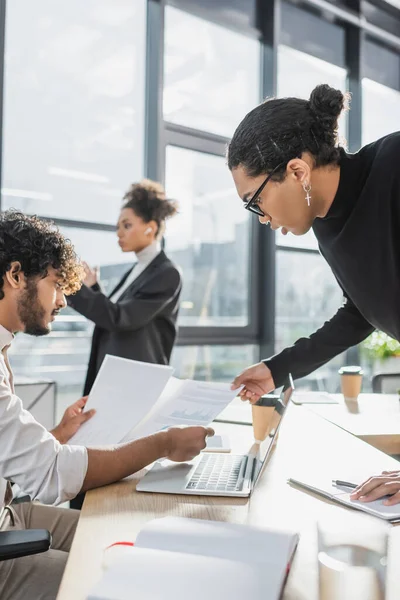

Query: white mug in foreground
[[338, 366, 363, 402]]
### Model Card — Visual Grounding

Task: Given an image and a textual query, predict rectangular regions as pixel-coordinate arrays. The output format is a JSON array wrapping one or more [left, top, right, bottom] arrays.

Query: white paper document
[[121, 380, 240, 443], [68, 355, 173, 446], [289, 476, 400, 521], [68, 355, 240, 447]]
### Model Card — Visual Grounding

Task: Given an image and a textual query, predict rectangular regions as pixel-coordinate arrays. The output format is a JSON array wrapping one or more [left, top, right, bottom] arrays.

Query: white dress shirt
[[109, 240, 161, 303], [0, 325, 88, 526]]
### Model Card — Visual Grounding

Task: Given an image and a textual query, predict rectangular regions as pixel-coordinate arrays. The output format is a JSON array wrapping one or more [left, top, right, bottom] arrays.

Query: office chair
[[0, 529, 51, 561], [371, 372, 400, 394]]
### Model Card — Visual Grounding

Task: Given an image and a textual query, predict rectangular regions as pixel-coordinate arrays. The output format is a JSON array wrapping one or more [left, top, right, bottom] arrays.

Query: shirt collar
[[0, 325, 14, 351], [135, 240, 161, 265]]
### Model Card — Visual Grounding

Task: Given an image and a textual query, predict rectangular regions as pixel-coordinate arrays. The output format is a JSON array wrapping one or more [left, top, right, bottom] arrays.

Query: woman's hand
[[231, 362, 275, 403], [350, 471, 400, 505], [83, 262, 99, 288]]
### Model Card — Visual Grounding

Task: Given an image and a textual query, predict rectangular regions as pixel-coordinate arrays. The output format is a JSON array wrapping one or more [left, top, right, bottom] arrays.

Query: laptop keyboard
[[185, 454, 245, 492]]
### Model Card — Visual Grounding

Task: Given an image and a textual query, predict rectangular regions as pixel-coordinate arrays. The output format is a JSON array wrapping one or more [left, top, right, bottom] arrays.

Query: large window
[[3, 0, 146, 224], [163, 5, 260, 137], [3, 0, 400, 402], [362, 40, 400, 145], [3, 0, 146, 413], [275, 250, 344, 391], [362, 79, 400, 145], [171, 345, 257, 381], [165, 146, 250, 327]]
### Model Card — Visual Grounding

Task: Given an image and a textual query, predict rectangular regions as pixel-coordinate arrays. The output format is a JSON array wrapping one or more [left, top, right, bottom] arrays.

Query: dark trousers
[[70, 492, 85, 510]]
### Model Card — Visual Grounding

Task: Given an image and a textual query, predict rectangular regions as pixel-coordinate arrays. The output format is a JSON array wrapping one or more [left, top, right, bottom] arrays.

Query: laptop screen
[[250, 375, 294, 491]]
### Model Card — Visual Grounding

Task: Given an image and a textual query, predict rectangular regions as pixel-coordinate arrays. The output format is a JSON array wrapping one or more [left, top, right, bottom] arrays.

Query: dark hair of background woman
[[122, 179, 178, 235]]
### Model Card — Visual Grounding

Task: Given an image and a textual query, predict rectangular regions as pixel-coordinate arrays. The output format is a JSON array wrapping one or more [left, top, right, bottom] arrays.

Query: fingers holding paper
[[350, 472, 400, 505], [51, 396, 96, 444], [165, 426, 215, 462], [231, 362, 275, 403]]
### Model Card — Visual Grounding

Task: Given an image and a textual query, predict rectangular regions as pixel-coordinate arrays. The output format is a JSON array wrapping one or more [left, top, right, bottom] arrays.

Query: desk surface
[[58, 406, 400, 600], [307, 393, 400, 454]]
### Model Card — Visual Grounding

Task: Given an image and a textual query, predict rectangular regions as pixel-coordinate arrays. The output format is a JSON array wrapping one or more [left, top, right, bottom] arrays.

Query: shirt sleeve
[[0, 376, 88, 505], [68, 266, 182, 333], [264, 296, 375, 388]]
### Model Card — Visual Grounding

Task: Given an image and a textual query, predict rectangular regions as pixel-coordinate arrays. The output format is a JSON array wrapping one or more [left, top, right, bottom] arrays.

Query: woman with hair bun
[[228, 83, 397, 399], [229, 83, 400, 503], [68, 179, 182, 396]]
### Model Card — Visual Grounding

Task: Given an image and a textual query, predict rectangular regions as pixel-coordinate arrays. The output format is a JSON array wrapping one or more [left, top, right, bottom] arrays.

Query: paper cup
[[251, 395, 279, 443], [338, 366, 363, 402]]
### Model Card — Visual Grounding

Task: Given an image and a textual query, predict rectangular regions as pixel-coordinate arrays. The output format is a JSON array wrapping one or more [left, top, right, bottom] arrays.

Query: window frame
[[0, 0, 399, 368]]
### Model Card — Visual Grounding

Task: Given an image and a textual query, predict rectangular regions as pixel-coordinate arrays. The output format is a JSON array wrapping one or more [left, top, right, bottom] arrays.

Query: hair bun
[[309, 84, 345, 123]]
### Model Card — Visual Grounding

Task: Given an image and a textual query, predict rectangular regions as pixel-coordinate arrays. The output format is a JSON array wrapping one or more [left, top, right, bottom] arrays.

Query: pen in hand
[[332, 479, 358, 490]]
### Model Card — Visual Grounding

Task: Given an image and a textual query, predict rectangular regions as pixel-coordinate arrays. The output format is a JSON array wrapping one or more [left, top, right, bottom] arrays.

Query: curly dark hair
[[227, 84, 349, 181], [0, 210, 84, 300], [122, 179, 178, 234]]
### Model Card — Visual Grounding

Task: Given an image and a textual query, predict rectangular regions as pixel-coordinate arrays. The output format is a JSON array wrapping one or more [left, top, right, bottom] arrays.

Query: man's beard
[[17, 278, 50, 336]]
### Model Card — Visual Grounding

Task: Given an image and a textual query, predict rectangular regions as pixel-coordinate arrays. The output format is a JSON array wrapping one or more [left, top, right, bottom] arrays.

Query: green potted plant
[[361, 331, 400, 374]]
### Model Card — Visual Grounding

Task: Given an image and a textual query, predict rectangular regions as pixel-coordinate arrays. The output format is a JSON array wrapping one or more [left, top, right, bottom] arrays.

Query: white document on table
[[121, 380, 241, 443], [68, 355, 174, 446]]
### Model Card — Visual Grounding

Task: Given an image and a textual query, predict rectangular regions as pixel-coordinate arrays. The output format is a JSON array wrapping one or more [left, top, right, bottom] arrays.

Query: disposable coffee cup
[[252, 395, 279, 443], [338, 366, 363, 402]]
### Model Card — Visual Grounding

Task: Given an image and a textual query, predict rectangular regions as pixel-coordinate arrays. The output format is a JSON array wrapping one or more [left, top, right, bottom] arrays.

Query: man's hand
[[164, 426, 215, 462], [51, 397, 96, 444], [350, 471, 400, 506], [231, 362, 275, 403], [82, 262, 99, 288]]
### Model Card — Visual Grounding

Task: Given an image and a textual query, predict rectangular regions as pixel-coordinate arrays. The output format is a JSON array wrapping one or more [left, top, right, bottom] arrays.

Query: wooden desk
[[58, 406, 400, 600], [307, 393, 400, 455]]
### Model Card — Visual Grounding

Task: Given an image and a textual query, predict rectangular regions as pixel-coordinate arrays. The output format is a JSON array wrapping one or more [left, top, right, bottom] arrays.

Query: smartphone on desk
[[202, 435, 231, 453]]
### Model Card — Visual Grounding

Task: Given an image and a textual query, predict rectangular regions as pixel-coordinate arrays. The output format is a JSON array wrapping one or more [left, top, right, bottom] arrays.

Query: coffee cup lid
[[338, 366, 363, 376]]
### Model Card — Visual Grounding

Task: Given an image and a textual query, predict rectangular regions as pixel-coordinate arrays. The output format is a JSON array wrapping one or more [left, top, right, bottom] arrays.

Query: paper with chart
[[122, 380, 241, 443], [68, 355, 173, 446]]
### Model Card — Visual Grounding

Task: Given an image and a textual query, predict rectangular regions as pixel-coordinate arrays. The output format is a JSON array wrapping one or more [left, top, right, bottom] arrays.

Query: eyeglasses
[[243, 162, 285, 217]]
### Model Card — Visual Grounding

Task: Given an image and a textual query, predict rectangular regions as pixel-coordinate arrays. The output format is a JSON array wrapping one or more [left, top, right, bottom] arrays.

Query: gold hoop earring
[[303, 183, 311, 207]]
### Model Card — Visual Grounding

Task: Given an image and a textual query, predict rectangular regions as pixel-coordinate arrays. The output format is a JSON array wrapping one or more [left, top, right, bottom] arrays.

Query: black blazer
[[68, 251, 182, 395]]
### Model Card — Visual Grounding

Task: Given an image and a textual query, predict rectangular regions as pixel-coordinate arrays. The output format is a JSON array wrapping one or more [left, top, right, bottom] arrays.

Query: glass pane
[[3, 0, 146, 224], [362, 2, 400, 39], [8, 227, 135, 421], [60, 226, 133, 296], [163, 6, 260, 137], [167, 0, 257, 32], [362, 79, 400, 146], [281, 1, 345, 67], [165, 146, 251, 327], [276, 45, 348, 250], [275, 250, 345, 392], [363, 40, 400, 91], [171, 345, 257, 381]]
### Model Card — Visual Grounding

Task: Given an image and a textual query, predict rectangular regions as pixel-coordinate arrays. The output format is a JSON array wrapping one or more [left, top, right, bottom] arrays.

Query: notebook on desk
[[288, 476, 400, 522], [87, 517, 299, 600]]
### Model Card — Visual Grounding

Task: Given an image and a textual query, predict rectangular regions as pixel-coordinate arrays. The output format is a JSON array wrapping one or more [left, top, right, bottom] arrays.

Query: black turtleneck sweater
[[265, 132, 400, 387]]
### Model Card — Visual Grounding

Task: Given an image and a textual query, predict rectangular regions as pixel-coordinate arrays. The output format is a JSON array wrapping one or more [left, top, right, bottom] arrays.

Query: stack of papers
[[69, 355, 241, 447]]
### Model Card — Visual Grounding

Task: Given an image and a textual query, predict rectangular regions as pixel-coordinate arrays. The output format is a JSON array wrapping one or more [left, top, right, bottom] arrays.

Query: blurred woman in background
[[68, 179, 182, 396]]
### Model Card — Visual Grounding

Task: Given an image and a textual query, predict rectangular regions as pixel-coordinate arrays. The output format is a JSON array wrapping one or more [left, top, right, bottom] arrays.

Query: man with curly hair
[[0, 211, 213, 600]]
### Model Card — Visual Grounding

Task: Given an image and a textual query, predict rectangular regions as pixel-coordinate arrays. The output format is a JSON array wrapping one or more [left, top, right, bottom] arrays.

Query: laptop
[[136, 377, 294, 498]]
